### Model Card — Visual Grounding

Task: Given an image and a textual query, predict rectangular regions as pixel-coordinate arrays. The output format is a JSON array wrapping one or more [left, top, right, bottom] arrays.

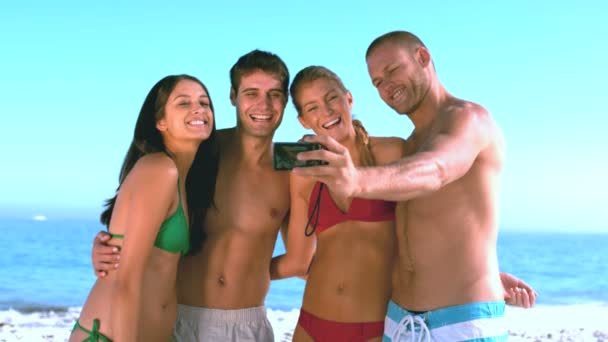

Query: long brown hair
[[100, 74, 218, 255], [290, 66, 376, 166]]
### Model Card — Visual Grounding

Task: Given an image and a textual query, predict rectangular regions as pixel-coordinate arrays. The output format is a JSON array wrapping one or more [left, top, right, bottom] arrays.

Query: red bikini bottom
[[297, 309, 384, 342]]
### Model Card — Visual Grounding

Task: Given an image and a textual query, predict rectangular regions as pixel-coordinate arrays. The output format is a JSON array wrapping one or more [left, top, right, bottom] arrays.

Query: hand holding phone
[[273, 142, 327, 171]]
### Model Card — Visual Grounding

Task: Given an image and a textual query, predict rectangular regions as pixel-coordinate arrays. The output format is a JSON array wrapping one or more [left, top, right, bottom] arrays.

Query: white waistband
[[385, 315, 506, 341], [177, 304, 268, 323]]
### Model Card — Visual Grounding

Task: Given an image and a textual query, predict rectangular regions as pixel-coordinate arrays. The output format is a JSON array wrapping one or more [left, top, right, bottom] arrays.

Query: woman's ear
[[298, 115, 312, 130], [346, 91, 353, 109], [156, 118, 167, 132]]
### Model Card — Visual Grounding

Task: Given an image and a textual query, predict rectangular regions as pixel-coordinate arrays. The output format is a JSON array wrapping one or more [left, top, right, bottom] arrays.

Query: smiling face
[[156, 79, 214, 143], [294, 77, 355, 143], [366, 42, 431, 115], [231, 69, 286, 138]]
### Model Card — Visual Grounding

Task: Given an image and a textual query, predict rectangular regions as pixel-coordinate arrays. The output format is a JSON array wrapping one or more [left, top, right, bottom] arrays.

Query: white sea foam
[[0, 307, 79, 341], [1, 304, 607, 341], [504, 303, 608, 341]]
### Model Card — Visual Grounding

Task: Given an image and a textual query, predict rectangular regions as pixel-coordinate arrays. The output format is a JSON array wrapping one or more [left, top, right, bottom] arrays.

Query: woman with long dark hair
[[70, 74, 218, 342]]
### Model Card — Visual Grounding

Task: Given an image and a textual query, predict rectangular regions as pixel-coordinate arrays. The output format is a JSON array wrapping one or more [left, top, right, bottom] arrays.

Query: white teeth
[[322, 117, 341, 129], [188, 120, 207, 126], [391, 89, 403, 101], [250, 114, 272, 121]]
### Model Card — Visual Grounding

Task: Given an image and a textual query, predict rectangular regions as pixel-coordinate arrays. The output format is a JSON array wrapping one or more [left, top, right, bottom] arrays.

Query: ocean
[[1, 218, 607, 340], [1, 219, 608, 312], [0, 218, 308, 313]]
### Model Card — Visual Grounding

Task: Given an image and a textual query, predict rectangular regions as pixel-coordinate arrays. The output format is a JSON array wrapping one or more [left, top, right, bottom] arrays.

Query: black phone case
[[273, 142, 326, 170]]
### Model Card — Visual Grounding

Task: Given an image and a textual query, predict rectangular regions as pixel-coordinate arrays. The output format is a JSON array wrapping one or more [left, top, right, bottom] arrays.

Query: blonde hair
[[366, 30, 426, 59], [291, 66, 376, 167], [352, 119, 375, 167]]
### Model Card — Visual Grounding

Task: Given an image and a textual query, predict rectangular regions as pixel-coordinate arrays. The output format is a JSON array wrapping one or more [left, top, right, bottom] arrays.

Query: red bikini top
[[307, 182, 396, 235]]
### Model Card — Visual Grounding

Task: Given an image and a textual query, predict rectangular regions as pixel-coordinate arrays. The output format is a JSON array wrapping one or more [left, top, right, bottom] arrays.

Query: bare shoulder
[[369, 136, 409, 164], [129, 153, 178, 184], [443, 98, 504, 154], [442, 98, 495, 128]]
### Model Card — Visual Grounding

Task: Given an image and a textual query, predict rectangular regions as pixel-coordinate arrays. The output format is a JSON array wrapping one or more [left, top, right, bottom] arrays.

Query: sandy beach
[[1, 304, 607, 341]]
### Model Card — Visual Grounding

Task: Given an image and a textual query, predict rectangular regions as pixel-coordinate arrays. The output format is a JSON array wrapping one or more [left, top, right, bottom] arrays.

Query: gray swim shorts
[[172, 304, 274, 342]]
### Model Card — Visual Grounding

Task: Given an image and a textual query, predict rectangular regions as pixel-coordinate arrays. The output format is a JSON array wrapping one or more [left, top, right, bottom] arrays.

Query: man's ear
[[230, 87, 237, 106], [417, 47, 431, 68], [297, 115, 312, 130]]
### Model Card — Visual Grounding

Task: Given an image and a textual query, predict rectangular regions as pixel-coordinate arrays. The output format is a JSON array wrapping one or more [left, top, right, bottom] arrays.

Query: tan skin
[[71, 79, 214, 342], [92, 64, 534, 339], [273, 75, 535, 341], [92, 70, 291, 310], [270, 78, 406, 342], [294, 40, 538, 311]]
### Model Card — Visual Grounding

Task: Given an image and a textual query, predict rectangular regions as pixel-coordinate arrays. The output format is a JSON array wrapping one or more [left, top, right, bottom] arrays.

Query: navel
[[218, 275, 226, 287], [336, 282, 345, 295]]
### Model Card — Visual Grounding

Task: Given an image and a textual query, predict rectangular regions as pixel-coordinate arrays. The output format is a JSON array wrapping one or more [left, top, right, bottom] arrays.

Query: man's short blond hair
[[366, 31, 427, 59]]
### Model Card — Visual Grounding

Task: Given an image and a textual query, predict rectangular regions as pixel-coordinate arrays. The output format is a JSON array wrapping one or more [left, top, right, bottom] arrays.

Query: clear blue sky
[[1, 0, 606, 232]]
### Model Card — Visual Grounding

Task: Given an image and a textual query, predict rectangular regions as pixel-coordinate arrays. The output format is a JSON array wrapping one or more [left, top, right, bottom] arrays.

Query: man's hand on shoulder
[[92, 231, 121, 278]]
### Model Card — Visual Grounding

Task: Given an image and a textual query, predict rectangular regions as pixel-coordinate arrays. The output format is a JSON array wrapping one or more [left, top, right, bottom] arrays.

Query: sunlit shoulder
[[369, 136, 409, 164], [126, 153, 178, 187]]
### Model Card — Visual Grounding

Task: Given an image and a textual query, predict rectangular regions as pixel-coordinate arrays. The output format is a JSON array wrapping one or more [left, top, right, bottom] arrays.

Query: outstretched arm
[[270, 173, 316, 280], [111, 154, 178, 342], [294, 106, 496, 202]]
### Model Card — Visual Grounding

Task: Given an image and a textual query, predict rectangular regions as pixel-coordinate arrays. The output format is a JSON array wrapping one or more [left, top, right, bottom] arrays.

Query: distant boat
[[32, 215, 47, 221]]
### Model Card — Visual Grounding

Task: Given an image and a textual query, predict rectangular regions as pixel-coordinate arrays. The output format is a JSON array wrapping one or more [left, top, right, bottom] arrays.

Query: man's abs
[[174, 144, 290, 309], [393, 196, 503, 310], [176, 231, 278, 309]]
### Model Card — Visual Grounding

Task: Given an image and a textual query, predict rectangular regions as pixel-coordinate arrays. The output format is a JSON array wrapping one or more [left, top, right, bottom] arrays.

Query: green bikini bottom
[[72, 319, 112, 342], [72, 317, 176, 342]]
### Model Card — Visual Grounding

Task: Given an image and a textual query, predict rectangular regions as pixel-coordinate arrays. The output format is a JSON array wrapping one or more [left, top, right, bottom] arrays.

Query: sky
[[0, 0, 606, 232]]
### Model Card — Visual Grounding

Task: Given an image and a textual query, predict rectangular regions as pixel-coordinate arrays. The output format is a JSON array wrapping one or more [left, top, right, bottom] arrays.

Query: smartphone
[[273, 142, 327, 171]]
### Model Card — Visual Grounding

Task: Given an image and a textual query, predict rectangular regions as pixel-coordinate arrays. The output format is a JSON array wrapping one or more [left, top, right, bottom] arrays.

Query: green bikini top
[[111, 179, 189, 255]]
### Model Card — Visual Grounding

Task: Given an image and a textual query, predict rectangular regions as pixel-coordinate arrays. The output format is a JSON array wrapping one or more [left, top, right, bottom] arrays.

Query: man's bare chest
[[210, 170, 290, 231]]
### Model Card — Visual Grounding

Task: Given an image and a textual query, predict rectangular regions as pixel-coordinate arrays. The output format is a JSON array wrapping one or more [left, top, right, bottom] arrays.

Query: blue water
[[1, 219, 607, 312]]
